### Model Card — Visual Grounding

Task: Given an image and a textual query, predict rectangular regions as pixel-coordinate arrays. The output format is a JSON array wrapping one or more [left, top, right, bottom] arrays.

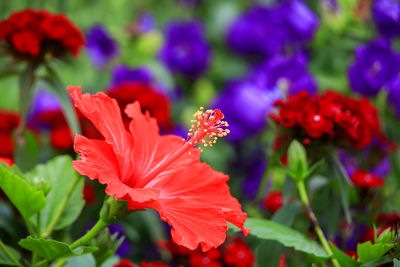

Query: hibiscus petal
[[73, 134, 120, 184], [124, 102, 199, 187], [140, 162, 249, 251], [67, 86, 132, 156]]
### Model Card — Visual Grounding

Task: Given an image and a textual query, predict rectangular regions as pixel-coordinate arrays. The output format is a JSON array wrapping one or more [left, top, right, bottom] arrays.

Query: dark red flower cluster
[[83, 183, 97, 205], [270, 90, 386, 149], [113, 259, 169, 267], [0, 9, 84, 59], [0, 110, 20, 162], [263, 191, 283, 213], [160, 238, 254, 267], [107, 82, 173, 131]]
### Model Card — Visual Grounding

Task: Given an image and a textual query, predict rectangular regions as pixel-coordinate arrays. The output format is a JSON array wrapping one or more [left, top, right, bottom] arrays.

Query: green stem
[[296, 181, 341, 267], [32, 213, 41, 265], [53, 258, 67, 267], [0, 239, 22, 267], [17, 63, 37, 136], [42, 174, 81, 238], [24, 218, 36, 236], [70, 219, 108, 249]]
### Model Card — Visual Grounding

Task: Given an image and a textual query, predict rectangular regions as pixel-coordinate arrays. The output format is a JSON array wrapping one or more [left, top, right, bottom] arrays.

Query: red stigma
[[187, 107, 230, 151]]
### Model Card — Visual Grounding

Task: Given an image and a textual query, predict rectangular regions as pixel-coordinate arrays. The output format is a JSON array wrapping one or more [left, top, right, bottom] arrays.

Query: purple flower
[[250, 53, 318, 95], [386, 76, 400, 119], [110, 64, 153, 86], [226, 1, 318, 58], [107, 224, 132, 258], [213, 79, 281, 141], [226, 4, 287, 57], [27, 88, 61, 130], [86, 25, 119, 68], [348, 39, 400, 96], [137, 13, 156, 34], [278, 0, 319, 42], [372, 0, 400, 38], [159, 20, 211, 77]]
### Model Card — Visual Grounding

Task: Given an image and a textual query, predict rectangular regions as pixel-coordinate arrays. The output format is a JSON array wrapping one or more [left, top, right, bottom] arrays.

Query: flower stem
[[296, 181, 340, 267], [17, 62, 37, 136], [69, 219, 108, 249], [42, 174, 81, 238], [0, 239, 22, 267]]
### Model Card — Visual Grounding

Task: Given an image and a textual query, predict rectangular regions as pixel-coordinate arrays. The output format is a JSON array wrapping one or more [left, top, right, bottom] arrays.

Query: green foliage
[[92, 229, 124, 266], [244, 218, 328, 259], [13, 130, 40, 172], [330, 242, 359, 267], [284, 140, 324, 182], [394, 259, 400, 267], [27, 155, 84, 234], [357, 241, 394, 264], [0, 243, 21, 266], [0, 164, 46, 221], [18, 236, 97, 261], [255, 202, 302, 267], [328, 154, 352, 223]]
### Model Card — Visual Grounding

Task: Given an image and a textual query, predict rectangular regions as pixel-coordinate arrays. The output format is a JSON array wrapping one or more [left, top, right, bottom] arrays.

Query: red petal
[[67, 86, 132, 157]]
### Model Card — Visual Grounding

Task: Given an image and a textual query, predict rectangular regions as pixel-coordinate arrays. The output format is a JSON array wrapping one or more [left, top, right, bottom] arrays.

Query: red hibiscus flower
[[67, 86, 249, 251]]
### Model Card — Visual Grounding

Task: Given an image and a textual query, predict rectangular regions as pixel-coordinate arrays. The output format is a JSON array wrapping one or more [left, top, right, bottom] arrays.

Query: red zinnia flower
[[0, 9, 84, 60], [50, 125, 73, 150], [67, 86, 249, 251], [223, 238, 255, 267], [350, 170, 384, 188], [107, 82, 173, 131], [189, 248, 222, 267], [83, 183, 97, 205], [113, 259, 138, 267], [263, 191, 283, 213], [140, 262, 170, 267]]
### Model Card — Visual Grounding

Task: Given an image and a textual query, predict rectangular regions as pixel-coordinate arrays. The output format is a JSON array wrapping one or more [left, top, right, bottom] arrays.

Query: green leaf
[[394, 258, 400, 267], [287, 140, 308, 181], [28, 155, 84, 233], [13, 130, 40, 172], [18, 237, 97, 261], [376, 228, 395, 244], [357, 241, 394, 263], [329, 154, 352, 223], [0, 243, 21, 266], [0, 165, 46, 221], [360, 256, 393, 267], [65, 254, 96, 267], [92, 229, 124, 266], [41, 64, 81, 135], [255, 202, 302, 267], [244, 218, 329, 258], [330, 242, 359, 267]]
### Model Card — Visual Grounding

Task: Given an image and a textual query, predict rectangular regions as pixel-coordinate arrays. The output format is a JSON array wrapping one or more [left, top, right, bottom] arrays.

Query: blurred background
[[1, 0, 400, 266]]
